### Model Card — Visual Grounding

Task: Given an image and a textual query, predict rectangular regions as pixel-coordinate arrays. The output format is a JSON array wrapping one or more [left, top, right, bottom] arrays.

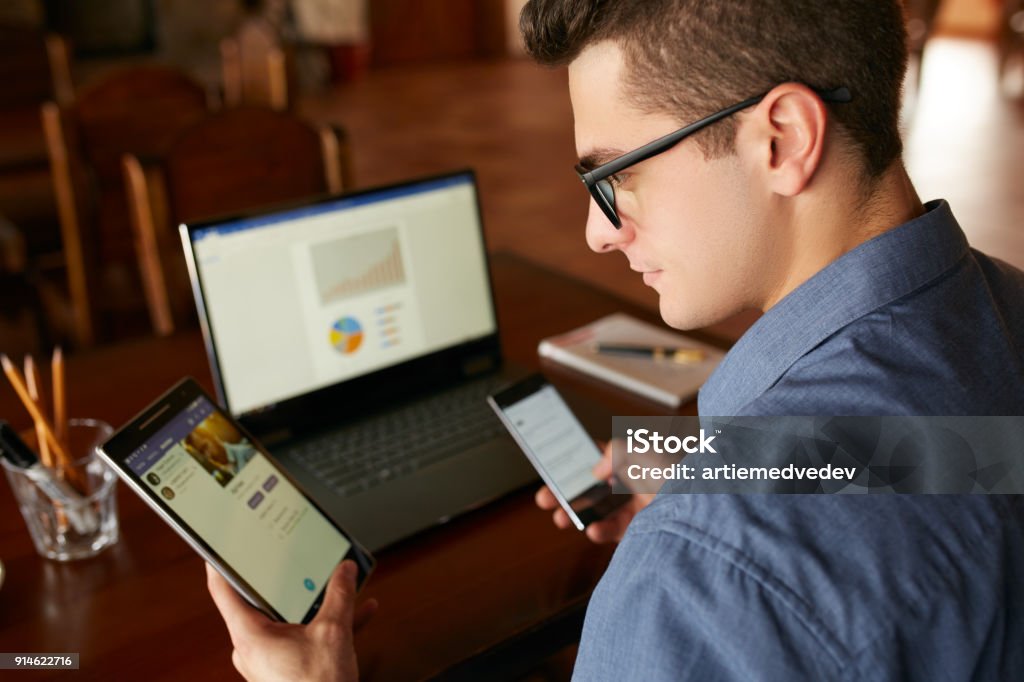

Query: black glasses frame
[[575, 86, 853, 228]]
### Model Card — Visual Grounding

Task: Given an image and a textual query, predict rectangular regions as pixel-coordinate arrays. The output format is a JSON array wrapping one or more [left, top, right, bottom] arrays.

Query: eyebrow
[[577, 147, 625, 172]]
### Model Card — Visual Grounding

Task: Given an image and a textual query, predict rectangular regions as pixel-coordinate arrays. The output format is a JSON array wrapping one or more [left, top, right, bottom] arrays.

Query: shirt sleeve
[[571, 510, 848, 682]]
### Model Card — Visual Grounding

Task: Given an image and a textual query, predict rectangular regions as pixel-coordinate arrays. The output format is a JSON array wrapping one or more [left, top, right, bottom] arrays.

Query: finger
[[585, 498, 641, 543], [535, 485, 559, 510], [589, 502, 636, 542], [314, 560, 358, 628], [206, 563, 269, 642], [593, 442, 615, 480], [585, 518, 625, 543], [352, 598, 379, 631], [551, 508, 572, 530]]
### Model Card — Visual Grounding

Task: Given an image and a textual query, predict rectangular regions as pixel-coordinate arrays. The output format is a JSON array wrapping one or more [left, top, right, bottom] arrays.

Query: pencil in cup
[[24, 356, 54, 468], [0, 354, 87, 494]]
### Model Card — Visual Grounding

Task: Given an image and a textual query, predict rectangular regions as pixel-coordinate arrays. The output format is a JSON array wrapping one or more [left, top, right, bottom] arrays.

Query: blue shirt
[[573, 201, 1024, 680]]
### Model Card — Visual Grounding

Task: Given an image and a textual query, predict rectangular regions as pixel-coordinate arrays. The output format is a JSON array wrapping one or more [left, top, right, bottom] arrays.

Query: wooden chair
[[0, 27, 71, 351], [0, 213, 50, 355], [123, 107, 351, 336], [0, 26, 72, 163], [41, 66, 210, 346], [0, 26, 71, 259], [220, 16, 290, 110]]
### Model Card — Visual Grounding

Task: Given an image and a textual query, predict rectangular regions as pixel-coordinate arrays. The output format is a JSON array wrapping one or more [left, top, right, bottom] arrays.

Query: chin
[[658, 296, 729, 331]]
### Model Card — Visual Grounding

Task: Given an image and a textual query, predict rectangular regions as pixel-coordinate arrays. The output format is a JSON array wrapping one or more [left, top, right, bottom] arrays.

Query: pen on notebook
[[595, 344, 706, 364]]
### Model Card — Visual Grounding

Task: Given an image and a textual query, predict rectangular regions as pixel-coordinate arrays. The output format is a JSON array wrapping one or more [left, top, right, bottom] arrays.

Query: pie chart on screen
[[329, 317, 364, 354]]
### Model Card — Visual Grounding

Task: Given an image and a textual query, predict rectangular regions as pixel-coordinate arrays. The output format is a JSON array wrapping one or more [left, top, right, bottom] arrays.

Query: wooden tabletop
[[0, 253, 702, 681]]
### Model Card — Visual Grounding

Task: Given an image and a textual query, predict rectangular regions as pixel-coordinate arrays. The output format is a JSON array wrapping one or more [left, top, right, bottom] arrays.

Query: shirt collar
[[698, 200, 969, 415]]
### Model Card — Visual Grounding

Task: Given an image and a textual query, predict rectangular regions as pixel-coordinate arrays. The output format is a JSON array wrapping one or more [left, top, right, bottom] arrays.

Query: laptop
[[179, 170, 536, 550]]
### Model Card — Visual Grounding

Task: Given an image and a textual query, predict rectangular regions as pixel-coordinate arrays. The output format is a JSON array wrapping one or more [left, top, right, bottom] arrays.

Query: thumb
[[313, 560, 358, 628], [593, 443, 614, 481]]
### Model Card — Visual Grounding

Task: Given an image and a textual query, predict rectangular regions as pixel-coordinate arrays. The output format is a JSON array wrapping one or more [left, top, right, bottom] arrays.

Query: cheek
[[639, 174, 736, 272], [674, 160, 762, 269], [641, 163, 766, 326]]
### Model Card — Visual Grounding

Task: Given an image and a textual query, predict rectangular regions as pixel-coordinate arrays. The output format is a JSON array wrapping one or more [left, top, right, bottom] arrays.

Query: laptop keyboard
[[285, 376, 508, 498]]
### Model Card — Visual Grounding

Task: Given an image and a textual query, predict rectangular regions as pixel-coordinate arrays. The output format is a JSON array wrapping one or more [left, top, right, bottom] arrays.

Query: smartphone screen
[[489, 375, 628, 529], [102, 381, 372, 624]]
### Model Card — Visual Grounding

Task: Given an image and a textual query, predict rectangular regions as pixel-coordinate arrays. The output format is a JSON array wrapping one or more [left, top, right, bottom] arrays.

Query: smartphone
[[99, 377, 374, 624], [488, 374, 629, 530]]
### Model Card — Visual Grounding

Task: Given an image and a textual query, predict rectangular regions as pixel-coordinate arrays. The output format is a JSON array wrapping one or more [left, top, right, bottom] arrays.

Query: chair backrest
[[124, 107, 351, 335], [42, 65, 209, 346], [0, 26, 72, 109], [0, 27, 71, 355], [0, 27, 70, 194], [73, 66, 210, 188], [220, 17, 289, 110]]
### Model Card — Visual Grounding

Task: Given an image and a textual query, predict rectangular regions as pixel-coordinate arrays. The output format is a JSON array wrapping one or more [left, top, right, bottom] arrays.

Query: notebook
[[538, 313, 725, 407], [180, 170, 535, 550]]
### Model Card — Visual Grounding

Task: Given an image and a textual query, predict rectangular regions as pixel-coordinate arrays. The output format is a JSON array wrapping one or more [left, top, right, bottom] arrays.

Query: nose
[[584, 198, 633, 253]]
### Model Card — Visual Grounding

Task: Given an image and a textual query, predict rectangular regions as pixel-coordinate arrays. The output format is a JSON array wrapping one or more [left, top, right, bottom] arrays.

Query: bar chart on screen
[[312, 227, 407, 304]]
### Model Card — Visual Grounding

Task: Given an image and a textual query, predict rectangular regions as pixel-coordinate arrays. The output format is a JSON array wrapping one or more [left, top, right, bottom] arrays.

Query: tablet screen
[[123, 395, 351, 623]]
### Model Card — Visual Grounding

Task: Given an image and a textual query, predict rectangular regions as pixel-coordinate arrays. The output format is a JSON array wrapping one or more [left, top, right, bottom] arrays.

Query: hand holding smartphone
[[488, 374, 630, 530]]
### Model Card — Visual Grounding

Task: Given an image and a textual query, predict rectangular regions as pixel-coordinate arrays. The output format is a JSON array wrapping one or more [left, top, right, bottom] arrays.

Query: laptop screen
[[184, 172, 497, 417]]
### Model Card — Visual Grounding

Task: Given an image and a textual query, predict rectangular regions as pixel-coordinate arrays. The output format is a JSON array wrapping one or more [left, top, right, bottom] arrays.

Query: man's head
[[521, 0, 911, 328]]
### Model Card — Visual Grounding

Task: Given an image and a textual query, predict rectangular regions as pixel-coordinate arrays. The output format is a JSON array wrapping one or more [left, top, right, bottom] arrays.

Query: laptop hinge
[[259, 429, 293, 448], [462, 354, 497, 377]]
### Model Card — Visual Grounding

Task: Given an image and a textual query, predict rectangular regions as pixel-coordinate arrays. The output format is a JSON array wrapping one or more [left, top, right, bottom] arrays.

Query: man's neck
[[761, 163, 924, 311]]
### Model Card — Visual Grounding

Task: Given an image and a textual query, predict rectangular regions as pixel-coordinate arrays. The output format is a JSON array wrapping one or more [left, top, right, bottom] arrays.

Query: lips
[[642, 270, 662, 286]]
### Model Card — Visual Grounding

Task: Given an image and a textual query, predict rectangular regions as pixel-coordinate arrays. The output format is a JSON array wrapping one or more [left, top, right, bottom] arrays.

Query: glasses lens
[[594, 179, 621, 228]]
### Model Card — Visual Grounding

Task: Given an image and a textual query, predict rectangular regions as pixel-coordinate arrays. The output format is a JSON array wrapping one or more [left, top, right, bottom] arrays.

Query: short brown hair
[[521, 0, 908, 178]]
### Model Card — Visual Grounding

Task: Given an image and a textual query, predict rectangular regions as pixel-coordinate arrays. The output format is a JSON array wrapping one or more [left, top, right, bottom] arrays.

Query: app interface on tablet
[[503, 385, 599, 501], [125, 396, 351, 622]]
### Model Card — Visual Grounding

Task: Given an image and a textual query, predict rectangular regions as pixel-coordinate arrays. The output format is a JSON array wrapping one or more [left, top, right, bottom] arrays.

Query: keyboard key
[[286, 376, 506, 497]]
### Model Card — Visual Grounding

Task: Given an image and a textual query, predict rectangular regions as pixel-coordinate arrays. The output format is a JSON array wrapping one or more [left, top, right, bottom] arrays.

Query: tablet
[[99, 377, 374, 624]]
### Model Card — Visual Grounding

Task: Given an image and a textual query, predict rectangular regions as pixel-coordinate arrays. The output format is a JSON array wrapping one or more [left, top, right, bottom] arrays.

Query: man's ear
[[742, 83, 829, 197]]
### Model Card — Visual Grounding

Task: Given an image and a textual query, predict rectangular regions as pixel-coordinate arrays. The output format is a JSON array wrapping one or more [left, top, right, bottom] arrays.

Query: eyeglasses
[[575, 86, 853, 228]]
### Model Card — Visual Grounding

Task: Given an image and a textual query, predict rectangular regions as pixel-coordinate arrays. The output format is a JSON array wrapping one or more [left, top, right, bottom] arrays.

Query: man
[[208, 1, 1024, 679]]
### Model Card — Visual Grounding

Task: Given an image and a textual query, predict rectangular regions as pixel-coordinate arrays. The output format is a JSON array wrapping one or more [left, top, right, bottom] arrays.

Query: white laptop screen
[[187, 173, 497, 417]]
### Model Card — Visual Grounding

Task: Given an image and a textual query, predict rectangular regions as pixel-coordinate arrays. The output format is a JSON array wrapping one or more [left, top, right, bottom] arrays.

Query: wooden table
[[0, 254, 712, 681]]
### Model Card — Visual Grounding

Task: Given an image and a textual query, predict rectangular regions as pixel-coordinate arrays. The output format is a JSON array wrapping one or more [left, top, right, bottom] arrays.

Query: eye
[[608, 172, 629, 187]]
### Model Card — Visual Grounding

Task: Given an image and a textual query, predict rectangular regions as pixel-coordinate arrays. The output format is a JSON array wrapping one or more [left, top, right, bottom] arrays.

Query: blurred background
[[1, 0, 1023, 357]]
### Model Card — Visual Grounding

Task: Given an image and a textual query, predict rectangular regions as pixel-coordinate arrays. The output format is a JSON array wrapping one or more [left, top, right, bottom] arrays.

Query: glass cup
[[1, 419, 119, 561]]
